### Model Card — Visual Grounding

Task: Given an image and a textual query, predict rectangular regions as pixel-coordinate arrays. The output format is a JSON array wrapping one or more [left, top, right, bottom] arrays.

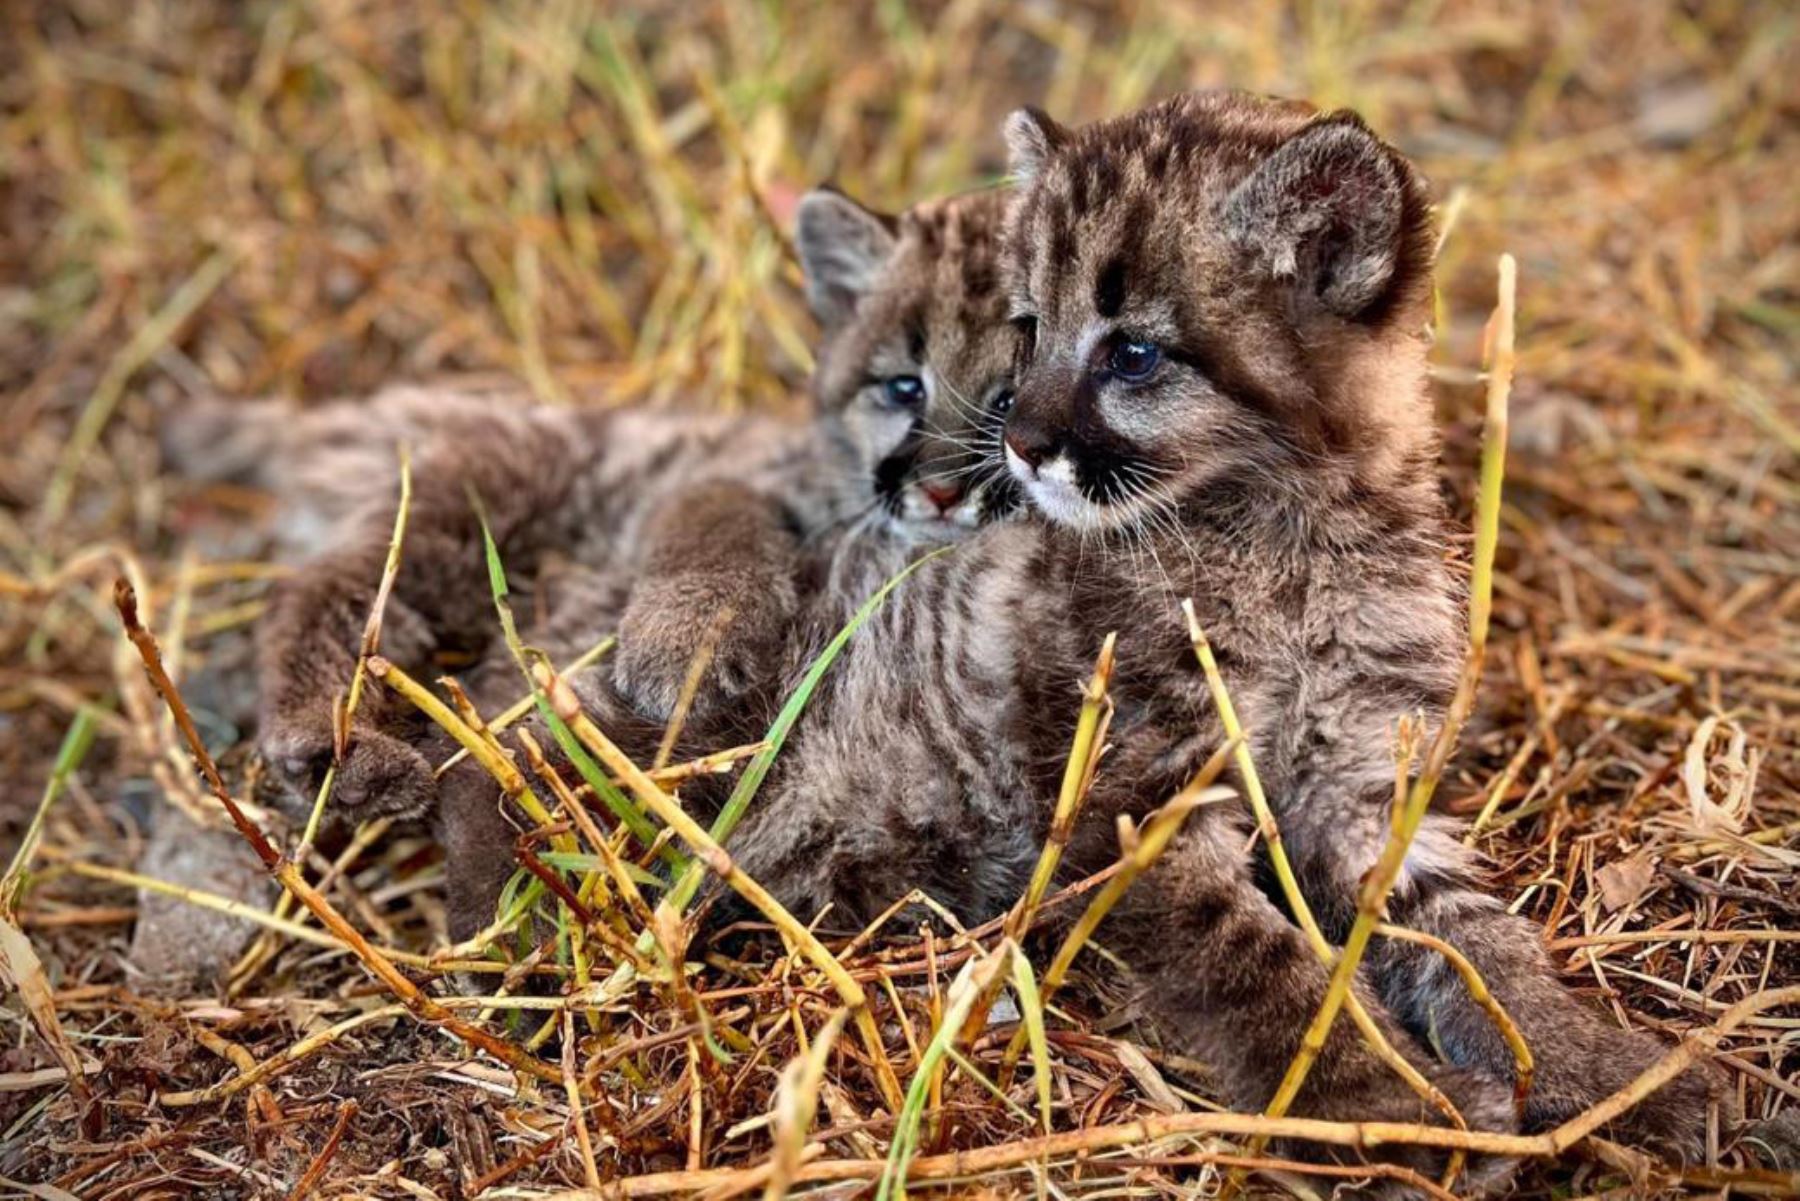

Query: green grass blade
[[471, 496, 674, 860], [535, 696, 671, 855], [2, 706, 99, 913], [1008, 949, 1053, 1132], [877, 940, 1011, 1201], [668, 545, 950, 913], [944, 1047, 1034, 1124]]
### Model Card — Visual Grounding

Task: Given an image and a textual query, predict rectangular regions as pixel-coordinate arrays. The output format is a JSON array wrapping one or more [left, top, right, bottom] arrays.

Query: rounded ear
[[1003, 106, 1069, 185], [795, 187, 899, 330], [1222, 113, 1433, 323]]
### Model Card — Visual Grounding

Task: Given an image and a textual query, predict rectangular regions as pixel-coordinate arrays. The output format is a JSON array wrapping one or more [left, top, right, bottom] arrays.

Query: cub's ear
[[1003, 107, 1070, 185], [1223, 113, 1432, 323], [796, 187, 899, 330]]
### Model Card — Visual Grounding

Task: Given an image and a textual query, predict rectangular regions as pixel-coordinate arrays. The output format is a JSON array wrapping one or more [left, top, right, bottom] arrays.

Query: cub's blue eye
[[882, 376, 926, 408], [990, 389, 1015, 415], [1107, 340, 1161, 381]]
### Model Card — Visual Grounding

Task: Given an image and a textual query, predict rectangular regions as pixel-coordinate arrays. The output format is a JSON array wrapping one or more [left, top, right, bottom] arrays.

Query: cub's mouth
[[876, 454, 1020, 536]]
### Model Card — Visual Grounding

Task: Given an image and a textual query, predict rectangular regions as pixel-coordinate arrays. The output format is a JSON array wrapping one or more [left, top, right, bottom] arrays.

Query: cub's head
[[998, 91, 1437, 533], [798, 186, 1021, 539]]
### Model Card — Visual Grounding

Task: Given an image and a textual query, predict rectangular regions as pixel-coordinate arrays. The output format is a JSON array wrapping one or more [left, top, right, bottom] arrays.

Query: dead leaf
[[1682, 716, 1753, 835], [1596, 854, 1656, 913], [0, 917, 90, 1107]]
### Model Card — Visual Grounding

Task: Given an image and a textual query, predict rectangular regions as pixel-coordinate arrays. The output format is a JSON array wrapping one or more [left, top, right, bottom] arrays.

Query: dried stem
[[302, 446, 412, 855], [997, 742, 1237, 1081], [160, 1005, 408, 1107], [1376, 922, 1534, 1112], [368, 655, 557, 830], [434, 634, 616, 779], [960, 633, 1114, 1055], [563, 1010, 603, 1191], [1009, 632, 1116, 935], [763, 1009, 847, 1200], [114, 580, 563, 1089], [290, 1099, 357, 1201], [1184, 601, 1466, 1146]]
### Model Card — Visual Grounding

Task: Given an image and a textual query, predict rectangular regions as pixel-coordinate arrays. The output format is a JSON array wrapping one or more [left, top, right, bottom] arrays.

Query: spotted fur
[[802, 187, 1021, 533], [990, 91, 1714, 1162]]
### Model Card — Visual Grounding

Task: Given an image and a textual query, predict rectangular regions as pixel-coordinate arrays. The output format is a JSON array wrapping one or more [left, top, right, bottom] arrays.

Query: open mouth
[[881, 478, 996, 534]]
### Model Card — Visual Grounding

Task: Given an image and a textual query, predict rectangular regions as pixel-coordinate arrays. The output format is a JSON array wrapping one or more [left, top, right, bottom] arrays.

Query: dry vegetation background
[[1, 1, 1796, 1198]]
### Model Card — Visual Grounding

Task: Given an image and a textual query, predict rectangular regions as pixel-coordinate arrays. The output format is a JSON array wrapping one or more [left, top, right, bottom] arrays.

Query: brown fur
[[994, 91, 1712, 1165], [602, 92, 1712, 1190]]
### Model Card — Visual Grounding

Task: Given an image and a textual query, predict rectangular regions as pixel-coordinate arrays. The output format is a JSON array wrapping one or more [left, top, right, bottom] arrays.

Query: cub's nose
[[1004, 424, 1056, 472], [1002, 396, 1061, 471], [919, 481, 964, 514]]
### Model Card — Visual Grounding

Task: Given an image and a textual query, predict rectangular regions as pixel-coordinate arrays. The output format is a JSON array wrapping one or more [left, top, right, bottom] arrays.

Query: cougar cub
[[996, 91, 1712, 1156], [243, 186, 1020, 826], [638, 92, 1708, 1187]]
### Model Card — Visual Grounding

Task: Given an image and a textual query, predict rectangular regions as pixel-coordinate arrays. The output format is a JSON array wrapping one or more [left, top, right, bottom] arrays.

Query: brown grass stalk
[[563, 1010, 603, 1191], [289, 1099, 357, 1201], [159, 1005, 408, 1107]]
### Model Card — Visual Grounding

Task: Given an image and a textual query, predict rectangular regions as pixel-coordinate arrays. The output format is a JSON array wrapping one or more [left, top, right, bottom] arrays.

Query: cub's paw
[[1275, 1024, 1519, 1196], [613, 571, 791, 721], [1522, 1015, 1719, 1160], [1587, 1052, 1718, 1163], [260, 714, 438, 822]]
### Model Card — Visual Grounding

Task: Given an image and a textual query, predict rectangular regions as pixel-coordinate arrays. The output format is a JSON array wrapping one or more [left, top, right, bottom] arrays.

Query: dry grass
[[1, 1, 1796, 1198]]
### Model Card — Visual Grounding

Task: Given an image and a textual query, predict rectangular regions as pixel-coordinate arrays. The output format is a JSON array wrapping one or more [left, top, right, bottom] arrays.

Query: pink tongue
[[921, 483, 962, 511]]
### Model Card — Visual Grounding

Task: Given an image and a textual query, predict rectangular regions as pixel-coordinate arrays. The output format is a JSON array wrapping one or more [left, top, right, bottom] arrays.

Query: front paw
[[260, 714, 438, 823], [612, 572, 791, 721], [1522, 1015, 1719, 1160], [1269, 1018, 1519, 1196]]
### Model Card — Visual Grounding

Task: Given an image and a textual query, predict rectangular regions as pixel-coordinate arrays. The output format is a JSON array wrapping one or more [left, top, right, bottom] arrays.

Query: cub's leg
[[257, 409, 596, 822], [610, 480, 803, 722], [1271, 633, 1719, 1155], [1280, 807, 1717, 1155], [1372, 883, 1716, 1156], [1106, 803, 1519, 1195]]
